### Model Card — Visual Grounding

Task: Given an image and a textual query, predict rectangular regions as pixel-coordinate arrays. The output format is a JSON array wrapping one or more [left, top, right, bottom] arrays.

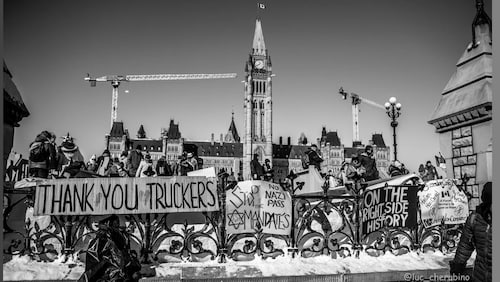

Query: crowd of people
[[27, 131, 204, 179], [27, 130, 442, 183], [297, 143, 443, 186]]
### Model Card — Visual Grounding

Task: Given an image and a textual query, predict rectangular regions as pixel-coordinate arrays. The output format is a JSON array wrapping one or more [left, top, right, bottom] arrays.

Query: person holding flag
[[435, 153, 447, 169]]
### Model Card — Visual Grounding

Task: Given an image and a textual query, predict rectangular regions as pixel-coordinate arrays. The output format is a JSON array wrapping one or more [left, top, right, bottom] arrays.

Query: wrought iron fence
[[3, 175, 464, 264]]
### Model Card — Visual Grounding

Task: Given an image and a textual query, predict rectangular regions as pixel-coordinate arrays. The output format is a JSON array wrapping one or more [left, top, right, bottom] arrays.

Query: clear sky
[[4, 0, 492, 173]]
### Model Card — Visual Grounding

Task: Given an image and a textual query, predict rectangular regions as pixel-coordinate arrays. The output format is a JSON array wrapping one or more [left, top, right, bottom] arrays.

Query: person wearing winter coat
[[450, 182, 492, 282], [422, 160, 438, 181], [304, 144, 323, 172], [388, 160, 404, 177], [87, 155, 98, 172], [127, 145, 143, 177], [418, 164, 427, 180], [56, 133, 86, 178], [79, 215, 141, 282], [179, 152, 197, 176], [96, 149, 113, 177], [156, 155, 173, 176], [135, 154, 156, 177], [250, 154, 265, 180], [263, 159, 274, 181], [359, 145, 379, 181], [28, 131, 57, 178], [186, 152, 198, 172]]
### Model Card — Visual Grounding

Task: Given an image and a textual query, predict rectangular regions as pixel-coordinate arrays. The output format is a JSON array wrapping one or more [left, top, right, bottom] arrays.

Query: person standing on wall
[[127, 145, 143, 177], [263, 158, 274, 182], [250, 154, 264, 180], [156, 155, 173, 176], [423, 160, 438, 181], [304, 144, 323, 172], [28, 131, 57, 178], [359, 145, 379, 181], [136, 154, 156, 177]]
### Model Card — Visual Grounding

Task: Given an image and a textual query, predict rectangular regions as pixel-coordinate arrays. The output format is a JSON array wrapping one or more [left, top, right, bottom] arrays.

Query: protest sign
[[225, 180, 292, 235], [361, 185, 418, 234], [34, 176, 219, 216], [418, 179, 469, 228]]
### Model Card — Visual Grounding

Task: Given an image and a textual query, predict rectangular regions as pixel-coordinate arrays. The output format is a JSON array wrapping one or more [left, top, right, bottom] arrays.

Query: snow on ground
[[3, 255, 85, 281], [154, 250, 476, 278], [3, 251, 476, 280]]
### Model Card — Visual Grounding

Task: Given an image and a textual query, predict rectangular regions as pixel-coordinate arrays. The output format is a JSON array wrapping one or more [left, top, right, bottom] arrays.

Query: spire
[[252, 19, 266, 56], [137, 124, 146, 139], [225, 111, 240, 143], [166, 119, 181, 139], [110, 121, 125, 137], [471, 0, 491, 48]]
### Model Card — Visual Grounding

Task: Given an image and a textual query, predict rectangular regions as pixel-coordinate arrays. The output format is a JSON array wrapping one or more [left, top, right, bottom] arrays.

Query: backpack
[[144, 165, 155, 177], [29, 142, 49, 162]]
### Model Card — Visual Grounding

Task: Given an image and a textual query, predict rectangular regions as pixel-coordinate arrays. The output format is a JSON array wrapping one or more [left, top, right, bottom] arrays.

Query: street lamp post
[[384, 97, 402, 161]]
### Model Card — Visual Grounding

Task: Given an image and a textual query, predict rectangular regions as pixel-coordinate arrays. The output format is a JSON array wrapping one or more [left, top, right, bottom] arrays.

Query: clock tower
[[243, 18, 273, 179]]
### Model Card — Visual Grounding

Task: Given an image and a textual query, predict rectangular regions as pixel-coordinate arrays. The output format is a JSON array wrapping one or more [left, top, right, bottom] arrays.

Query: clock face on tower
[[255, 60, 264, 69]]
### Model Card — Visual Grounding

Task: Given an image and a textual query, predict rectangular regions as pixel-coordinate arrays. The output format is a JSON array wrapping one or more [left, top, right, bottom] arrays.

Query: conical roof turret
[[252, 19, 266, 56]]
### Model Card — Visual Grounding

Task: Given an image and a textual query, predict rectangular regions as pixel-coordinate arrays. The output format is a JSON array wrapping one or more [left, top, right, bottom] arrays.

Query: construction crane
[[85, 73, 238, 128], [338, 87, 385, 144]]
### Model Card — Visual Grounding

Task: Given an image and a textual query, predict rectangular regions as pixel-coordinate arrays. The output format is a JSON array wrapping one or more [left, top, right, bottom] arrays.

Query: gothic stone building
[[105, 18, 390, 182]]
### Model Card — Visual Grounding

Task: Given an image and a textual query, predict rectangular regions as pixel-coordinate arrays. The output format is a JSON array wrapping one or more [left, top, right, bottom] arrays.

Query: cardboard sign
[[34, 176, 219, 216], [361, 185, 418, 234], [225, 180, 292, 235], [418, 179, 469, 228]]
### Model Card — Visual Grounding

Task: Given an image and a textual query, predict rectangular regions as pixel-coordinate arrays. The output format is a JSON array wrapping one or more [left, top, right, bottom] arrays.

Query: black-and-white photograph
[[3, 0, 492, 281]]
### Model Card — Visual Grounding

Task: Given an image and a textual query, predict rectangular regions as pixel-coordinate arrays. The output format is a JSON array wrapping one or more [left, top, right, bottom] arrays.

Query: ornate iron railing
[[3, 175, 465, 264]]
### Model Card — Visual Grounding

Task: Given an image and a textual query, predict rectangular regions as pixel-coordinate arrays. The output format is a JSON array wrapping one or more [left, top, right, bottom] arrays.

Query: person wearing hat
[[136, 153, 157, 177], [388, 160, 404, 177], [179, 152, 197, 175], [187, 152, 198, 171], [450, 182, 492, 281], [57, 133, 86, 178], [28, 131, 58, 178], [359, 145, 379, 181]]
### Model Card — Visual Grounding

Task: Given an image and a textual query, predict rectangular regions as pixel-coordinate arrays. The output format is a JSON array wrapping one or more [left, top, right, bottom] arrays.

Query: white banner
[[187, 167, 216, 177], [34, 176, 219, 216], [418, 179, 469, 228], [225, 180, 292, 235]]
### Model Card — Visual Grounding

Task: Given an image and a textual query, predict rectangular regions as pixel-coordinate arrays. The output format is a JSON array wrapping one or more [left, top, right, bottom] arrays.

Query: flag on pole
[[258, 3, 266, 9], [435, 153, 446, 169]]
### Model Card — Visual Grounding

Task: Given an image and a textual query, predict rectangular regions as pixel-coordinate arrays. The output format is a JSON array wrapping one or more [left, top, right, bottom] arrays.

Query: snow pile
[[154, 250, 476, 278], [3, 255, 85, 281], [3, 251, 476, 280]]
